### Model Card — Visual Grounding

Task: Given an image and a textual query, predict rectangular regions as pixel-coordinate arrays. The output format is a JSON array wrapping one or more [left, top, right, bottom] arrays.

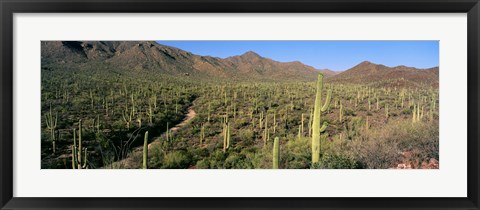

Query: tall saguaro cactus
[[273, 137, 280, 169], [311, 73, 332, 164]]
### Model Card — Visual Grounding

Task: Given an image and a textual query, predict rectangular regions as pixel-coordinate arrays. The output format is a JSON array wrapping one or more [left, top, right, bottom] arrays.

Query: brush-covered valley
[[41, 41, 439, 169]]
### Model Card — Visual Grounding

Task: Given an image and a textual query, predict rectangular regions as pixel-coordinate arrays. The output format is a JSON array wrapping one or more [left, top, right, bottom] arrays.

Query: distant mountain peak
[[240, 51, 262, 58], [356, 60, 377, 66], [328, 60, 439, 88]]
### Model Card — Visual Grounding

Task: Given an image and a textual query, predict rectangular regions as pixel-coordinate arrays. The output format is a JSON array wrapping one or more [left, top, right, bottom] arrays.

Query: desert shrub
[[196, 159, 210, 169], [345, 119, 438, 168], [149, 146, 165, 168], [345, 117, 363, 140], [350, 136, 401, 169], [161, 150, 192, 169], [205, 150, 228, 169], [234, 118, 249, 129], [190, 147, 209, 161], [311, 153, 359, 169], [396, 120, 439, 162], [189, 124, 201, 135], [244, 149, 268, 169], [284, 137, 311, 169], [402, 108, 412, 115], [237, 129, 255, 144], [344, 108, 356, 116], [224, 153, 252, 169]]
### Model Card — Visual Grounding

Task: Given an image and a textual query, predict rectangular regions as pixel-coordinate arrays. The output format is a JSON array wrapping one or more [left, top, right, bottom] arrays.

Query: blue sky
[[156, 41, 439, 71]]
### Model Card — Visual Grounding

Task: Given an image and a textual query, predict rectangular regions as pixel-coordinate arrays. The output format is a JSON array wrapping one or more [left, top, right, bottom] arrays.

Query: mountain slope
[[327, 61, 439, 88], [41, 41, 334, 82]]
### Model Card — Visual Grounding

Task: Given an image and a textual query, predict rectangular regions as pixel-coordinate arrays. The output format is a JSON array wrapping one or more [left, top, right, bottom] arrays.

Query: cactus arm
[[44, 114, 50, 128], [319, 122, 328, 133], [321, 89, 332, 112]]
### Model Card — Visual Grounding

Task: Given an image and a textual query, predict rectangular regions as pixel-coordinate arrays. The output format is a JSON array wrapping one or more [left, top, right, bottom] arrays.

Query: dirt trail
[[109, 107, 196, 169], [169, 107, 196, 132]]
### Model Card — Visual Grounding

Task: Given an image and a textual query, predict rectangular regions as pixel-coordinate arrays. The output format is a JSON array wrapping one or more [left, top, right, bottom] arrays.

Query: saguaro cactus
[[301, 113, 304, 135], [420, 105, 424, 120], [311, 73, 332, 164], [368, 98, 371, 111], [200, 123, 205, 146], [94, 115, 101, 134], [147, 101, 153, 124], [273, 137, 280, 169], [416, 103, 421, 121], [227, 123, 231, 149], [143, 131, 148, 169], [273, 111, 277, 134], [122, 107, 132, 129], [259, 111, 264, 130], [223, 122, 230, 152], [298, 125, 302, 140], [72, 128, 77, 169], [429, 98, 435, 121], [207, 103, 211, 122], [385, 104, 389, 119], [339, 102, 343, 122], [77, 120, 83, 169], [263, 113, 269, 147], [71, 124, 88, 169], [166, 122, 170, 142], [82, 148, 88, 169], [412, 104, 417, 124], [365, 116, 369, 130], [45, 105, 57, 153]]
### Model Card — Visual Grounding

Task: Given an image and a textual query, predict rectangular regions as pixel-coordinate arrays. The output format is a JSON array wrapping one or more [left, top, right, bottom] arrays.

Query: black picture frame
[[1, 0, 479, 209]]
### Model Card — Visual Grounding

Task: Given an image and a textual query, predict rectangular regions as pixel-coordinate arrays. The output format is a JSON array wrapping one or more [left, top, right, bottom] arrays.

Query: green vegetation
[[41, 60, 439, 170]]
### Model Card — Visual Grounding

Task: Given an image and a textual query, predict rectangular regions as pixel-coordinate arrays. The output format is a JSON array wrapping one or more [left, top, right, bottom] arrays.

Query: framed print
[[1, 0, 479, 209]]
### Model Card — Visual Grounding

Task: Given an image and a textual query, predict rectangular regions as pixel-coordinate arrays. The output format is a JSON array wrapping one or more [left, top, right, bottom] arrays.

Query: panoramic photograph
[[41, 41, 439, 169]]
